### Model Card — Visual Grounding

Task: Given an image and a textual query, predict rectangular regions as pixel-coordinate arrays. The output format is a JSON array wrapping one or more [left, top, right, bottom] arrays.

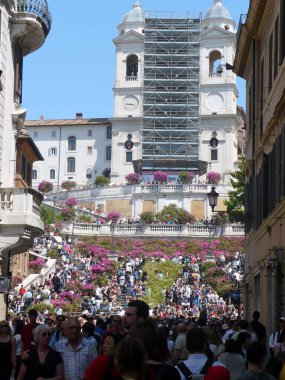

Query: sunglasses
[[42, 332, 52, 337]]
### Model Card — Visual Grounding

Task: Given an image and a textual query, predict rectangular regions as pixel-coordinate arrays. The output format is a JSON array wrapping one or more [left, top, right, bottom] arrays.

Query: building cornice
[[234, 0, 267, 78]]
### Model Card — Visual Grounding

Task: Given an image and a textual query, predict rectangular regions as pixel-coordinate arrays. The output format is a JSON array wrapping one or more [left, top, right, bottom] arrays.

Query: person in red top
[[21, 309, 39, 351], [19, 286, 26, 299]]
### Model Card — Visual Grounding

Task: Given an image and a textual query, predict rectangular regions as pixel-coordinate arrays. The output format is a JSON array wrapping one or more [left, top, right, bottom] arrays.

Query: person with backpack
[[175, 327, 229, 380]]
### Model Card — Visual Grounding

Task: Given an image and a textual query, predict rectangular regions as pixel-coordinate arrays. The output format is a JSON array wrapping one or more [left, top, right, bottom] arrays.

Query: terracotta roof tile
[[25, 118, 111, 127]]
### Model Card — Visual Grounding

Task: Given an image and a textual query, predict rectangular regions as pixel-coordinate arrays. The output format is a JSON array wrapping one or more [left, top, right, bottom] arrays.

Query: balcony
[[0, 187, 44, 256], [10, 0, 52, 56]]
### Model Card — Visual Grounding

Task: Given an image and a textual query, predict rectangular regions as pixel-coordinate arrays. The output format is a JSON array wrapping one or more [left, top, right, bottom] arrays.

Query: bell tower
[[110, 1, 145, 183], [199, 0, 244, 183]]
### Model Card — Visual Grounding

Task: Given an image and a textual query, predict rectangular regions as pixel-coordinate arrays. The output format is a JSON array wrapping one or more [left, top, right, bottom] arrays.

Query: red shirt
[[21, 322, 39, 351]]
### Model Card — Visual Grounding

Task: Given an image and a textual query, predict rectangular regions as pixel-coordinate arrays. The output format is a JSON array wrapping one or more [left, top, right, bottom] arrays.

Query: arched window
[[209, 50, 222, 76], [32, 169, 37, 180], [50, 169, 55, 179], [86, 168, 92, 179], [67, 157, 75, 173], [126, 55, 138, 78], [68, 136, 76, 151], [106, 146, 111, 161]]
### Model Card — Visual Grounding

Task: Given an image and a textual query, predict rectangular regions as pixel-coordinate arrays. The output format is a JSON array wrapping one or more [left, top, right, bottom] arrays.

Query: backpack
[[177, 358, 214, 380]]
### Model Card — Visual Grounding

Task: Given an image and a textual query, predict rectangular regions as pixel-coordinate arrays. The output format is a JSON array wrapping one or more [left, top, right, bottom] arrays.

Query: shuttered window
[[14, 45, 23, 104]]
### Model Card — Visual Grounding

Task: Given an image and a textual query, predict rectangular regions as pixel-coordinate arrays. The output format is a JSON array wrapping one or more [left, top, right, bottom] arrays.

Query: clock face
[[123, 96, 139, 111]]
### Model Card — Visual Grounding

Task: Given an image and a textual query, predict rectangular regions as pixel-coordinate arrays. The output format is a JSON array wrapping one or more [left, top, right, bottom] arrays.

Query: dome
[[122, 0, 144, 23], [204, 0, 233, 20]]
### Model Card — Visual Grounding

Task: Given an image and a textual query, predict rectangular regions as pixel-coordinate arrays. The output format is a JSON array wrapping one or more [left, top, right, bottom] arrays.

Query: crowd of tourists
[[5, 234, 285, 379], [1, 300, 285, 380]]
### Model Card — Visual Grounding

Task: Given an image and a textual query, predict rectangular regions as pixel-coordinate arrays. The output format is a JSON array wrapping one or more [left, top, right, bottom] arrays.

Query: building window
[[126, 55, 138, 77], [49, 147, 57, 156], [50, 169, 55, 179], [67, 157, 75, 173], [68, 136, 76, 151], [106, 126, 112, 139], [209, 50, 222, 76], [51, 131, 56, 138], [86, 168, 92, 179], [87, 146, 92, 154], [32, 169, 37, 180], [126, 151, 133, 162], [33, 132, 38, 138], [211, 149, 218, 161], [88, 129, 92, 137], [106, 146, 111, 161]]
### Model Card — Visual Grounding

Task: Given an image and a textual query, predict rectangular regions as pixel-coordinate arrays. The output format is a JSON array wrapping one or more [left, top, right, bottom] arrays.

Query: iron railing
[[14, 0, 52, 36]]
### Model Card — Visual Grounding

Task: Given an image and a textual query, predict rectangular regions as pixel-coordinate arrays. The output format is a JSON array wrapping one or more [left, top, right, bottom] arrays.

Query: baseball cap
[[280, 317, 285, 322]]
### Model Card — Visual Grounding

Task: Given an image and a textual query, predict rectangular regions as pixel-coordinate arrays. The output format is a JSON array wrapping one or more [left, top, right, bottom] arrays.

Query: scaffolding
[[142, 15, 202, 173]]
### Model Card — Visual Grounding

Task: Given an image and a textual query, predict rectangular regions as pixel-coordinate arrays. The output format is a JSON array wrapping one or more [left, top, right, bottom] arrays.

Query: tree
[[224, 156, 246, 222]]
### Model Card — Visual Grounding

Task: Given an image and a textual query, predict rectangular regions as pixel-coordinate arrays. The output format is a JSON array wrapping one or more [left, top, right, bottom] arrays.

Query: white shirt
[[176, 354, 225, 380]]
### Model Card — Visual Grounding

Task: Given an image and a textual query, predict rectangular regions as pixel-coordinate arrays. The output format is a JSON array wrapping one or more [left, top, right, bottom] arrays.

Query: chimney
[[76, 112, 83, 119], [40, 115, 44, 125]]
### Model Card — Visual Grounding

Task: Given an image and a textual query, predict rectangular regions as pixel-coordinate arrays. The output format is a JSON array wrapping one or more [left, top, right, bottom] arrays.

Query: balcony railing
[[14, 0, 52, 36], [126, 76, 138, 81]]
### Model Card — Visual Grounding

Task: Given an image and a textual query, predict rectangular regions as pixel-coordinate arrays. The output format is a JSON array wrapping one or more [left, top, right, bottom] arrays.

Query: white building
[[26, 115, 112, 190], [25, 0, 244, 186], [0, 0, 51, 318]]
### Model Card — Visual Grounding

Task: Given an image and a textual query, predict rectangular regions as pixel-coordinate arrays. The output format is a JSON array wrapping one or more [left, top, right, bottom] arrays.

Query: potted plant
[[65, 197, 78, 208], [38, 180, 53, 193], [107, 211, 121, 223], [61, 180, 77, 191], [153, 171, 168, 184], [178, 171, 194, 184], [95, 176, 110, 187], [206, 172, 222, 185], [28, 258, 46, 274], [125, 172, 141, 185]]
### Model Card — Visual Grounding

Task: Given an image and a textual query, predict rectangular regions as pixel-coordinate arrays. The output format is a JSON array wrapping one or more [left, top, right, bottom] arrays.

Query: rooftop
[[25, 117, 111, 127]]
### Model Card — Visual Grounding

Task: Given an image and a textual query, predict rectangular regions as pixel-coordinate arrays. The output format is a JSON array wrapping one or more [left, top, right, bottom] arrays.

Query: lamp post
[[110, 222, 116, 258], [206, 187, 219, 261], [207, 186, 219, 212]]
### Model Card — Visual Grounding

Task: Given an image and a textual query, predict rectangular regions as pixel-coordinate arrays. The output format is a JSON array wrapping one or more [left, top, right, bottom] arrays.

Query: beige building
[[234, 0, 285, 331]]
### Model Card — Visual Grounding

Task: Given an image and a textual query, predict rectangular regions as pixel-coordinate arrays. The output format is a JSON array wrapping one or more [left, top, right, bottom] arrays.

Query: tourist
[[175, 327, 229, 380], [173, 322, 188, 364], [124, 299, 150, 329], [0, 320, 16, 380], [55, 317, 97, 380], [21, 308, 39, 351], [219, 339, 246, 380], [17, 324, 63, 380], [49, 315, 66, 348], [236, 341, 275, 380], [14, 318, 25, 378], [249, 311, 266, 345]]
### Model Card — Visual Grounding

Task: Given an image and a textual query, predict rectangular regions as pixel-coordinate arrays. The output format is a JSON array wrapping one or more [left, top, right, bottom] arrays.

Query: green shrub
[[95, 176, 110, 187]]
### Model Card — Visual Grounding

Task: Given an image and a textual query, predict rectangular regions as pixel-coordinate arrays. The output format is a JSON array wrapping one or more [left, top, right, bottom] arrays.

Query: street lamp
[[110, 222, 116, 257], [207, 186, 219, 212]]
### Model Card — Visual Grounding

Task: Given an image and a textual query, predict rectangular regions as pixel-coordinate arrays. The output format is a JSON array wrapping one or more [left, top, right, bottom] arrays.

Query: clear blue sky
[[23, 0, 249, 120]]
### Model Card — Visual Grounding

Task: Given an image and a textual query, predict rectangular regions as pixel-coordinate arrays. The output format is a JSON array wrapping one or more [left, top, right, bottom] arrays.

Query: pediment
[[113, 30, 144, 44], [202, 25, 234, 38]]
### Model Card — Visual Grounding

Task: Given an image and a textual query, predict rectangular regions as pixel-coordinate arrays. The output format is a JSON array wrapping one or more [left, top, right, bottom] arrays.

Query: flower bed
[[206, 171, 221, 185], [153, 171, 168, 184], [61, 180, 77, 191], [125, 172, 141, 185]]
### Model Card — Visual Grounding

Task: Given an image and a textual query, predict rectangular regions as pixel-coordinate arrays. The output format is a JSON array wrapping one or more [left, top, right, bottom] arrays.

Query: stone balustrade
[[60, 222, 244, 238]]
